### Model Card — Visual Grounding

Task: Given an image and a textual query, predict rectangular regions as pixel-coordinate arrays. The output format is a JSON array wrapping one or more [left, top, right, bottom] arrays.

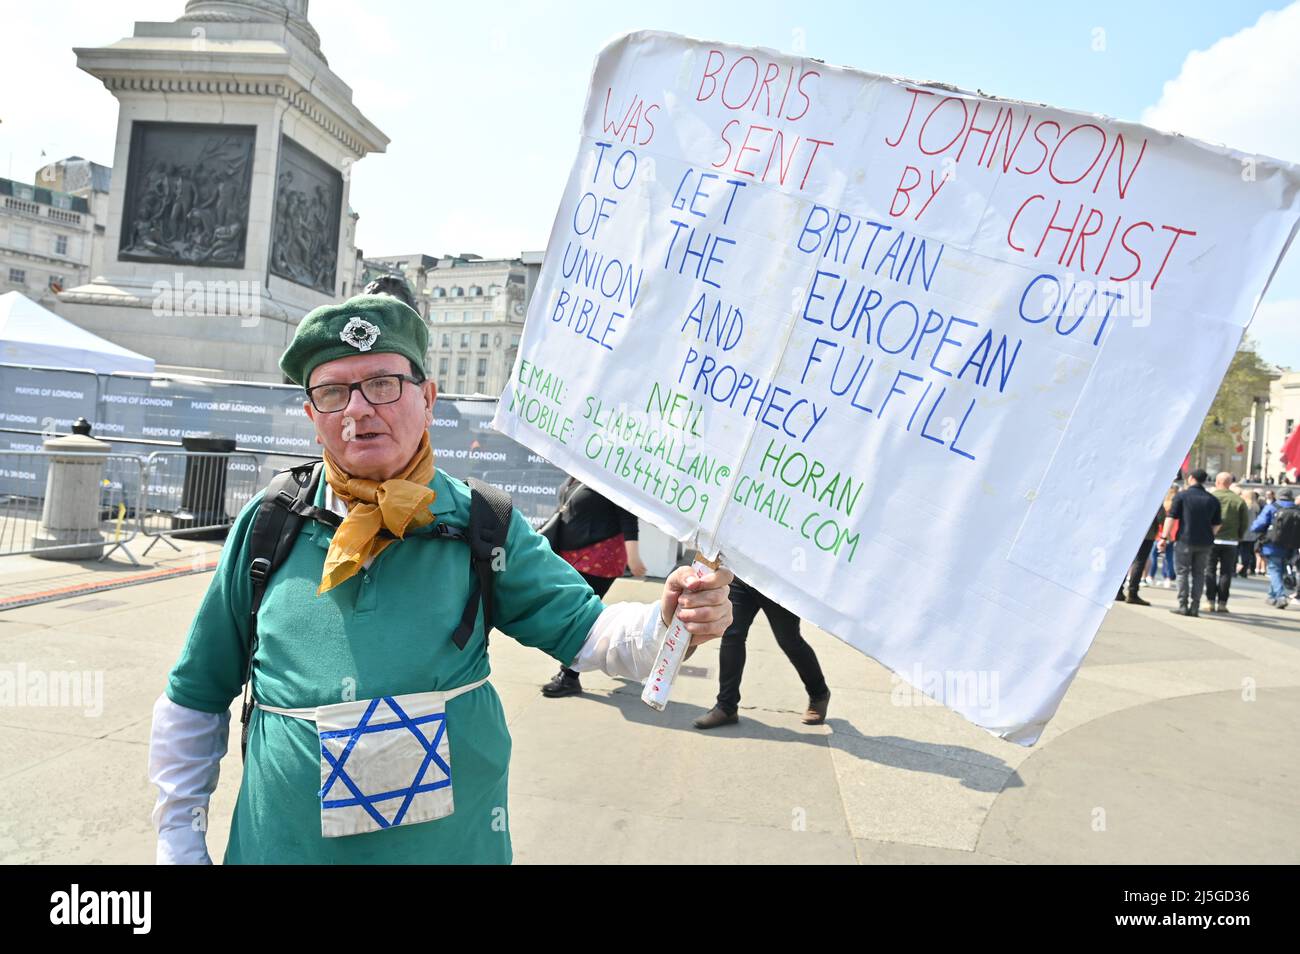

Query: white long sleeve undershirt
[[148, 693, 229, 865]]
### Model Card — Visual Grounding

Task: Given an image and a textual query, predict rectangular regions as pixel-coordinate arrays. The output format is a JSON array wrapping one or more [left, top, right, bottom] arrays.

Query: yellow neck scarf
[[318, 430, 438, 594]]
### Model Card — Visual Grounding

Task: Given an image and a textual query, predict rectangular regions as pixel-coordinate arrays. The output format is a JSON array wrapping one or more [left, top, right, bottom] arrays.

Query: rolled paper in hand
[[641, 551, 722, 711]]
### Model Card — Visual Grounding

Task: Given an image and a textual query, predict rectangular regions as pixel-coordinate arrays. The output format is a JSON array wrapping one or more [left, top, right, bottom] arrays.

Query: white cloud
[[1142, 3, 1300, 371], [1141, 3, 1300, 162]]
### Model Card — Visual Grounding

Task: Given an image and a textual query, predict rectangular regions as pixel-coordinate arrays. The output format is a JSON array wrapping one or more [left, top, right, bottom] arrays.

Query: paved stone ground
[[0, 540, 1296, 864]]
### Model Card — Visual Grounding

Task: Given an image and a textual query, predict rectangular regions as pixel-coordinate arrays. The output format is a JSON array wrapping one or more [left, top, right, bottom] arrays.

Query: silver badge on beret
[[340, 316, 380, 352]]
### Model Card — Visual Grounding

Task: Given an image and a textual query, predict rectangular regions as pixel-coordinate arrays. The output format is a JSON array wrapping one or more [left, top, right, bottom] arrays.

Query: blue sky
[[2, 1, 1296, 363]]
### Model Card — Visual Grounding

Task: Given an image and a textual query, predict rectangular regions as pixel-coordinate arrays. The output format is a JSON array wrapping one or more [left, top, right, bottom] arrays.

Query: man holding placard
[[147, 293, 734, 864]]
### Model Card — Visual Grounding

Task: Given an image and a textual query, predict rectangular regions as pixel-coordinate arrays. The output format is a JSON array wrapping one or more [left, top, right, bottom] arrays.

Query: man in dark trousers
[[694, 577, 831, 729], [1159, 469, 1222, 617], [1206, 472, 1249, 613]]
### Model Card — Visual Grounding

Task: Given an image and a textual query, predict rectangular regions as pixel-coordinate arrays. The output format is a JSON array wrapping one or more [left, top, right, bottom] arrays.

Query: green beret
[[279, 294, 429, 387]]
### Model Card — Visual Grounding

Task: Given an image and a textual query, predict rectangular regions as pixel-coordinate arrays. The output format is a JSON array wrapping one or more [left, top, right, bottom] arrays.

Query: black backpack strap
[[284, 496, 342, 529], [239, 460, 323, 759], [451, 478, 512, 651]]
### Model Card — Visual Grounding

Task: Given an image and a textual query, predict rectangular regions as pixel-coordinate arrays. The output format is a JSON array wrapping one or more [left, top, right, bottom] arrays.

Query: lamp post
[[1247, 398, 1259, 479], [1263, 402, 1273, 482]]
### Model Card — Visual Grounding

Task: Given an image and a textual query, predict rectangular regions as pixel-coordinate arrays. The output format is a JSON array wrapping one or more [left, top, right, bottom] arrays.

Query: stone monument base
[[58, 278, 297, 383], [30, 529, 107, 562]]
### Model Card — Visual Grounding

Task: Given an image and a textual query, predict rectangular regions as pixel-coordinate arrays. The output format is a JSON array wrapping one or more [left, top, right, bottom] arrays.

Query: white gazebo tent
[[0, 291, 155, 374]]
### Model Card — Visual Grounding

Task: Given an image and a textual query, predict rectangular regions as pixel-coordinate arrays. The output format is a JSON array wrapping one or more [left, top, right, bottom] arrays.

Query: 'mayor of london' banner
[[0, 365, 569, 527], [493, 30, 1300, 744]]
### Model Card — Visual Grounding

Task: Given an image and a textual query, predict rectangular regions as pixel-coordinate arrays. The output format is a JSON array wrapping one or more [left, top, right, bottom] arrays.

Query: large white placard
[[492, 30, 1300, 744]]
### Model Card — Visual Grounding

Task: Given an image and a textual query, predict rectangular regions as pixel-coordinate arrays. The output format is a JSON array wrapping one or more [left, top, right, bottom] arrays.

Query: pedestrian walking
[[1250, 488, 1299, 609], [1160, 469, 1222, 617], [693, 578, 831, 730]]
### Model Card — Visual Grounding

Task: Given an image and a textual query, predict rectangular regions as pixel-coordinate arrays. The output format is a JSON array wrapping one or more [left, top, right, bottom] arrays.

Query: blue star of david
[[318, 696, 451, 829]]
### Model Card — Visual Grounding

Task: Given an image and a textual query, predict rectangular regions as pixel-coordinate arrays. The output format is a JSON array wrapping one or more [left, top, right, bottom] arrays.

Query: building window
[[482, 310, 490, 321], [511, 334, 520, 348], [452, 286, 464, 297], [10, 224, 31, 249], [476, 378, 486, 393], [8, 268, 26, 284], [457, 357, 468, 375], [439, 357, 449, 376], [456, 378, 466, 393], [477, 358, 488, 376], [459, 333, 469, 348], [441, 333, 450, 348], [54, 234, 68, 256], [479, 333, 488, 348], [470, 285, 482, 296], [463, 310, 472, 322]]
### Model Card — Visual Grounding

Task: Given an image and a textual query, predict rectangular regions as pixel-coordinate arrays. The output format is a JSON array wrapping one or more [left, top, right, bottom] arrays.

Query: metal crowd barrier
[[139, 451, 262, 556], [0, 449, 266, 563], [0, 451, 145, 563]]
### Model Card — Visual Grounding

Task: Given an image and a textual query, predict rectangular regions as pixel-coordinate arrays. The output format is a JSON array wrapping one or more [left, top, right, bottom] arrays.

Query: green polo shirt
[[165, 468, 605, 864]]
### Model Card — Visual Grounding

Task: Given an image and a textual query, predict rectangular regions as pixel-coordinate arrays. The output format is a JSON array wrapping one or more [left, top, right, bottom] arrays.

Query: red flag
[[1281, 425, 1300, 474]]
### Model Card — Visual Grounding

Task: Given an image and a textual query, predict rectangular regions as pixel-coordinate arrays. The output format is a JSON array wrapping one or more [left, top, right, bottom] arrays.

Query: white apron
[[257, 678, 488, 838]]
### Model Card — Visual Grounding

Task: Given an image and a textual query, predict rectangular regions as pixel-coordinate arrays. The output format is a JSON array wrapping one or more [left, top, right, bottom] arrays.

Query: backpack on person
[[237, 459, 512, 757], [1266, 505, 1300, 549]]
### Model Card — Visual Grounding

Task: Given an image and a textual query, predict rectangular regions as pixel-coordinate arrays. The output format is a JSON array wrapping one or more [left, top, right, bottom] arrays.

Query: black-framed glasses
[[305, 373, 422, 413]]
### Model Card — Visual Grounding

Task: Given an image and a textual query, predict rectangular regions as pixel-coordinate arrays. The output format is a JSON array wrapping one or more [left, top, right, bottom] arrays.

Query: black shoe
[[540, 668, 582, 698], [1169, 607, 1191, 617], [803, 691, 831, 725], [1125, 593, 1151, 606], [693, 706, 739, 729]]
